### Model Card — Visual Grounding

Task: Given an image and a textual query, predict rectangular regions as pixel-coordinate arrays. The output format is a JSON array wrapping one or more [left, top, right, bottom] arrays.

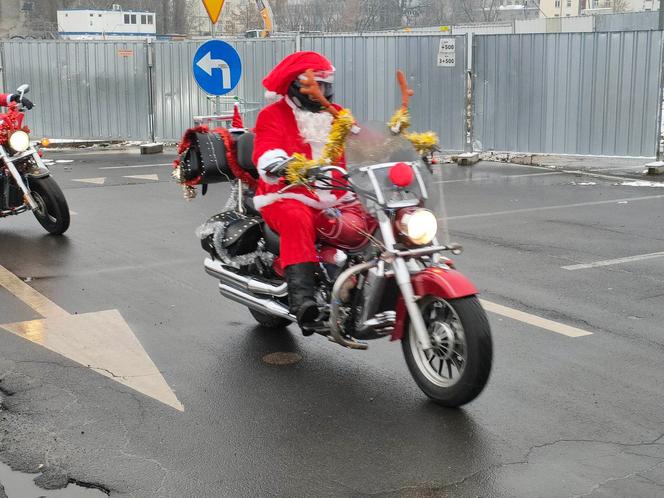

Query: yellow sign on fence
[[201, 0, 225, 24]]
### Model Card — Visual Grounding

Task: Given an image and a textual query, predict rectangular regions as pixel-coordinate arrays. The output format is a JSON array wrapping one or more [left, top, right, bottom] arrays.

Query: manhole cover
[[262, 352, 302, 365]]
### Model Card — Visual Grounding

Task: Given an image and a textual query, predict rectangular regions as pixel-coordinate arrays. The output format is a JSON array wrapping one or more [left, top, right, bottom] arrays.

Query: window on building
[[130, 14, 137, 24], [554, 0, 560, 5], [90, 13, 94, 16], [124, 14, 130, 24], [567, 0, 571, 6], [141, 14, 147, 24], [147, 15, 154, 25]]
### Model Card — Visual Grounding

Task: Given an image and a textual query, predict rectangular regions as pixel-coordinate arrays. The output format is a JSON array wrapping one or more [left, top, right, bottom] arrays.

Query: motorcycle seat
[[236, 132, 257, 173], [243, 194, 261, 217], [263, 224, 280, 256]]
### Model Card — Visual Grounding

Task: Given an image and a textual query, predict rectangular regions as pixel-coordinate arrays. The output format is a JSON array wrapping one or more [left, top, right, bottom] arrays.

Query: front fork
[[392, 256, 434, 350], [0, 147, 38, 210], [378, 212, 434, 351]]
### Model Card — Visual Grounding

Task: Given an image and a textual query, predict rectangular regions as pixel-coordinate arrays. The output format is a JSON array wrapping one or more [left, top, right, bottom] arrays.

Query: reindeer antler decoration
[[389, 70, 439, 155], [397, 70, 414, 111], [300, 69, 340, 118], [284, 70, 355, 185]]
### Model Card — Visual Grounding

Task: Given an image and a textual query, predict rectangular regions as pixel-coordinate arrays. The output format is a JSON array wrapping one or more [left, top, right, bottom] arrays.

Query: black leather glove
[[264, 157, 290, 179], [9, 94, 33, 110]]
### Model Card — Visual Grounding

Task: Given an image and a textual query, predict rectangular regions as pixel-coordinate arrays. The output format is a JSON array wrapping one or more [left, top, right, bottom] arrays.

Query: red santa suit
[[252, 52, 347, 268]]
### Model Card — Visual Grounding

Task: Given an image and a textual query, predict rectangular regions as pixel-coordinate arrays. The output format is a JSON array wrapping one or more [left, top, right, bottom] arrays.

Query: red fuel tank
[[315, 201, 378, 252]]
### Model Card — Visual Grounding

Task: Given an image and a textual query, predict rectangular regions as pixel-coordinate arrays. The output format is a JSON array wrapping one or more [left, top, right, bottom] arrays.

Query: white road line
[[99, 163, 172, 170], [480, 299, 593, 338], [437, 171, 563, 184], [562, 251, 664, 271], [72, 177, 106, 185], [124, 174, 159, 181], [0, 265, 69, 319], [494, 162, 647, 183], [448, 194, 664, 220]]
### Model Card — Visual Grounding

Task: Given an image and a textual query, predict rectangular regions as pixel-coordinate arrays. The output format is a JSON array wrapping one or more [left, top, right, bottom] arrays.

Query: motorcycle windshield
[[345, 122, 449, 244]]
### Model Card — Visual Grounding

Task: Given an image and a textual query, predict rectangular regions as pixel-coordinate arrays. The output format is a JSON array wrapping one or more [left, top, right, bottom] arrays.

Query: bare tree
[[612, 0, 629, 12]]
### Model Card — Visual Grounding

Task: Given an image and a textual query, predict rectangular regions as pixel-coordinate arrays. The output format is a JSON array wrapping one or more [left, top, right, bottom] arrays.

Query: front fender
[[390, 267, 478, 341], [26, 167, 50, 179]]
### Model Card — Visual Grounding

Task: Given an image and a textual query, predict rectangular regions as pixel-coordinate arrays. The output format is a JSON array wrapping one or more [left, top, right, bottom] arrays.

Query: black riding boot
[[285, 263, 320, 336]]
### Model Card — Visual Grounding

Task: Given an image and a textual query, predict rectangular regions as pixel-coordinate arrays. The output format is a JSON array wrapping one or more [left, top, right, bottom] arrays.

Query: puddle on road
[[0, 461, 107, 497]]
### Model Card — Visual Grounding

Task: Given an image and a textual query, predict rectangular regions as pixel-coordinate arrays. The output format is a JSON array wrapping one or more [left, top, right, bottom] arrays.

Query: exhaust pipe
[[218, 284, 296, 322], [205, 258, 288, 297]]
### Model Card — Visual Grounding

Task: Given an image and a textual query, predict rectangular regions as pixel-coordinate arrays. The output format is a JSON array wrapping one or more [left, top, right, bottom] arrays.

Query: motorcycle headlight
[[396, 208, 438, 246], [9, 131, 30, 152]]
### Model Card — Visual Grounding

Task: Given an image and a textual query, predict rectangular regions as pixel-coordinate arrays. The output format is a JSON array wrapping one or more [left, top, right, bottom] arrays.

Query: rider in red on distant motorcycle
[[252, 51, 348, 334], [0, 93, 33, 109]]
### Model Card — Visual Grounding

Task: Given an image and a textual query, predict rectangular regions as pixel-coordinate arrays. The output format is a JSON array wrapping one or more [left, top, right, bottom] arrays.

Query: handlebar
[[305, 165, 348, 180]]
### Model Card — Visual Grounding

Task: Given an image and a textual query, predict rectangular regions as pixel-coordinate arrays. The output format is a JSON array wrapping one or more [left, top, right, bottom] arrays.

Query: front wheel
[[402, 295, 492, 408], [30, 176, 70, 235]]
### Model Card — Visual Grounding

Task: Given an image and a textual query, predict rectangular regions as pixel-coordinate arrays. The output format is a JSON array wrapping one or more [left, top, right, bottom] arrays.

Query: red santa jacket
[[0, 94, 13, 106], [251, 98, 347, 211]]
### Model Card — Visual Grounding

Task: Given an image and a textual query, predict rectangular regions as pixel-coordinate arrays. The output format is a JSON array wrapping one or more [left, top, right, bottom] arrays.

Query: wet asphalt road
[[0, 149, 663, 497]]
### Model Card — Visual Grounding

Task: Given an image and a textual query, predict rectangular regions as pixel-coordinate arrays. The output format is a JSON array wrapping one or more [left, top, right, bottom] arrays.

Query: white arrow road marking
[[480, 299, 593, 338], [72, 177, 106, 185], [197, 52, 232, 89], [124, 174, 159, 181], [562, 251, 664, 271], [0, 265, 184, 411], [100, 163, 172, 170]]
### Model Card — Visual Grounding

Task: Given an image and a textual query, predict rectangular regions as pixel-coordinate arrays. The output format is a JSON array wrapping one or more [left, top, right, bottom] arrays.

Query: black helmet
[[288, 79, 334, 113]]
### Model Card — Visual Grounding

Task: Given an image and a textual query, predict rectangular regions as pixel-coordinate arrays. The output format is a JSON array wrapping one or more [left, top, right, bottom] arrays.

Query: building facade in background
[[57, 6, 157, 40], [541, 0, 660, 16]]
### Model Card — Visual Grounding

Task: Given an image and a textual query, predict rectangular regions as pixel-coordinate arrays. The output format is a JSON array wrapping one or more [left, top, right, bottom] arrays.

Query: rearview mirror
[[16, 84, 30, 96]]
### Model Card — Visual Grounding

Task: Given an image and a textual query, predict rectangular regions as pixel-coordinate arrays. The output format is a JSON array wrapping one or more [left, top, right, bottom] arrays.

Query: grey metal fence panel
[[152, 38, 295, 141], [301, 34, 467, 152], [595, 12, 659, 32], [473, 32, 663, 157], [1, 40, 150, 140]]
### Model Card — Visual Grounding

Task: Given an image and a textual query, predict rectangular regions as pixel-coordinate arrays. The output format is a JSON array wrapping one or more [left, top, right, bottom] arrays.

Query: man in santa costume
[[252, 51, 345, 335], [0, 92, 33, 109]]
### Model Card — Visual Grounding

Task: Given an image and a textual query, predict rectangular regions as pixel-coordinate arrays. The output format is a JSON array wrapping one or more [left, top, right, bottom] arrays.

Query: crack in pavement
[[573, 459, 664, 498], [367, 434, 664, 496]]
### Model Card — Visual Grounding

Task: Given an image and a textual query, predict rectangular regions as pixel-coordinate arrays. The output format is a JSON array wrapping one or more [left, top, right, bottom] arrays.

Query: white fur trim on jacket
[[254, 191, 351, 211], [257, 148, 288, 184]]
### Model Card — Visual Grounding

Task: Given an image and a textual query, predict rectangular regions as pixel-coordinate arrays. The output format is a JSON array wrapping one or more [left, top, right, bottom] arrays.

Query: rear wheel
[[30, 176, 70, 235], [402, 295, 492, 407], [249, 308, 292, 329]]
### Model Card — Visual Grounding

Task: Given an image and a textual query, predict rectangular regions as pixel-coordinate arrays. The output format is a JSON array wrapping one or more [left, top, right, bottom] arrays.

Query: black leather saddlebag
[[179, 132, 233, 184], [201, 211, 263, 258]]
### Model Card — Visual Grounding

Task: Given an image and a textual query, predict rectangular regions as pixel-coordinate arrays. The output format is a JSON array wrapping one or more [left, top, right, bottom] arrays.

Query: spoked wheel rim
[[32, 191, 58, 224], [409, 297, 467, 388]]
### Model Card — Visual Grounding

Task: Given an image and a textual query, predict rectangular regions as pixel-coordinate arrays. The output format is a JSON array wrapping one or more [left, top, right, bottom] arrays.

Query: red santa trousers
[[260, 199, 319, 267]]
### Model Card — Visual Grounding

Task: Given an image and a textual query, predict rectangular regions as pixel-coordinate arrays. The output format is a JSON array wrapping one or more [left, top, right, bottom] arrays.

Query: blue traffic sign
[[192, 40, 242, 96]]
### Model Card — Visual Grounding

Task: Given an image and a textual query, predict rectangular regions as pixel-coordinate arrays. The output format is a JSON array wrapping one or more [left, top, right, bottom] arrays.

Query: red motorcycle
[[182, 116, 493, 407], [0, 84, 70, 235]]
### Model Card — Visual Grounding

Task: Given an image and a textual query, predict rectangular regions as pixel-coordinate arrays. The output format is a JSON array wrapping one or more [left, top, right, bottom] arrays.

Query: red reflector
[[389, 162, 414, 187], [37, 150, 43, 158]]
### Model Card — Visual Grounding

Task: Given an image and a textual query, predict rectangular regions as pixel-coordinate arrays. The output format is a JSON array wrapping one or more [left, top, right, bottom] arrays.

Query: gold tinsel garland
[[388, 107, 411, 134], [286, 108, 355, 185], [388, 107, 439, 155]]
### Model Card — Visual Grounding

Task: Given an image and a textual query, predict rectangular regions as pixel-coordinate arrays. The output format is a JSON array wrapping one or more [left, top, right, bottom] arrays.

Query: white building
[[57, 5, 156, 41]]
